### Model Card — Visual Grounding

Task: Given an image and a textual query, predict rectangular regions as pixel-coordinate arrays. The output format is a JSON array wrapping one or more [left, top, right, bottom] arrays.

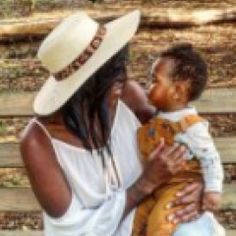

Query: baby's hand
[[203, 192, 221, 212]]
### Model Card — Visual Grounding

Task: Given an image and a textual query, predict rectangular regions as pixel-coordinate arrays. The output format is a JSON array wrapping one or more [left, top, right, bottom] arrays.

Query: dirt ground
[[0, 0, 235, 231]]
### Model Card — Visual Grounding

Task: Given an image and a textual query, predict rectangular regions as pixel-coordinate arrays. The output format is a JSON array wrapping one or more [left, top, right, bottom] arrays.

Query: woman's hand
[[123, 140, 187, 218], [137, 139, 187, 194], [167, 182, 204, 224]]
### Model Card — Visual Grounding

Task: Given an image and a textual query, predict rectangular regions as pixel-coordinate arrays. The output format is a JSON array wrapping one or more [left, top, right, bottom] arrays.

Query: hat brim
[[33, 10, 140, 116]]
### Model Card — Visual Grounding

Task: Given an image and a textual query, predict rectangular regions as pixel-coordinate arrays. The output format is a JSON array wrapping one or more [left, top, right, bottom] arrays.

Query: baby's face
[[148, 58, 176, 111]]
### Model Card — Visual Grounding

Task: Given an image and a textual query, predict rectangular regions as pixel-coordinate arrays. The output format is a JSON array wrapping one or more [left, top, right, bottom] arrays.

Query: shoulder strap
[[31, 118, 53, 140], [178, 115, 205, 132]]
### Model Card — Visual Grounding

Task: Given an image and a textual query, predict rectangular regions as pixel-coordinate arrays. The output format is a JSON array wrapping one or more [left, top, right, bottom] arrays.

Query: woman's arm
[[123, 141, 204, 223], [121, 80, 156, 124], [20, 121, 72, 218], [20, 121, 203, 225], [122, 141, 187, 219]]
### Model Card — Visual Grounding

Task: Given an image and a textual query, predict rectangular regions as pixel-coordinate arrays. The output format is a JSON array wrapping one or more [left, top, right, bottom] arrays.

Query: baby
[[133, 43, 225, 236]]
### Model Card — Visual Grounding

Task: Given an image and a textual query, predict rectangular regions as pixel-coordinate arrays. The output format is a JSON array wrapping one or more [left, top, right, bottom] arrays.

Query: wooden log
[[0, 8, 236, 42], [0, 143, 23, 168], [144, 8, 236, 27], [0, 232, 43, 236], [1, 137, 236, 168], [0, 184, 235, 211], [0, 187, 41, 211], [192, 88, 236, 114], [0, 92, 36, 116], [1, 88, 236, 117], [0, 19, 60, 42], [226, 231, 236, 236]]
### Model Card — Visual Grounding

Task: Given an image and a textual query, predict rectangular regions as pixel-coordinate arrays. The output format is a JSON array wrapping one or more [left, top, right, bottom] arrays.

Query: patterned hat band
[[53, 26, 107, 81]]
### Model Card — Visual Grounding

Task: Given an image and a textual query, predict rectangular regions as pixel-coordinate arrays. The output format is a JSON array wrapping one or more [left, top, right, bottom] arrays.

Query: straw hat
[[33, 10, 141, 115]]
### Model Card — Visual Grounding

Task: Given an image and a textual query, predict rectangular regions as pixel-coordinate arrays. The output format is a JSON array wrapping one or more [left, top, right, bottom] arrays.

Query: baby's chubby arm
[[176, 120, 224, 211]]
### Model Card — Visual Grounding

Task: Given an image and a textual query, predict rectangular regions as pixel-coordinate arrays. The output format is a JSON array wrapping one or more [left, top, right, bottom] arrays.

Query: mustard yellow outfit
[[132, 114, 204, 236]]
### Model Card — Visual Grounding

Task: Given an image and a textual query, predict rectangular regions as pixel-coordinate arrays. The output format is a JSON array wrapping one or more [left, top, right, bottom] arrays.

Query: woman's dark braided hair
[[60, 45, 129, 162], [160, 43, 208, 101]]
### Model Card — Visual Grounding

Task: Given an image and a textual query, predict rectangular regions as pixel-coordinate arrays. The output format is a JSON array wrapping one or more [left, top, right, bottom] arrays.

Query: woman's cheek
[[148, 87, 161, 104]]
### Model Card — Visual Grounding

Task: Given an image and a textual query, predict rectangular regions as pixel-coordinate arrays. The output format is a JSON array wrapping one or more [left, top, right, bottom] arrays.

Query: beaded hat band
[[54, 26, 107, 81]]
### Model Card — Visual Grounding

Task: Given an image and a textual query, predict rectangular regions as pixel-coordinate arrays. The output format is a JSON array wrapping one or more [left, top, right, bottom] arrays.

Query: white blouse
[[31, 100, 143, 236]]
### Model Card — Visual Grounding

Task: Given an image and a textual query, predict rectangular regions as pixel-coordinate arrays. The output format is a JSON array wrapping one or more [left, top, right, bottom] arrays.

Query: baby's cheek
[[151, 93, 167, 108], [148, 87, 161, 104]]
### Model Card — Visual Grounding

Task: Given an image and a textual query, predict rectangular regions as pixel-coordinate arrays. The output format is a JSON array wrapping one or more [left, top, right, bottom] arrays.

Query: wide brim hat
[[33, 10, 141, 115]]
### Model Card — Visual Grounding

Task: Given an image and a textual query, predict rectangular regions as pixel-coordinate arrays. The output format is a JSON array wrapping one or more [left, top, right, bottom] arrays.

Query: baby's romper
[[132, 114, 206, 236]]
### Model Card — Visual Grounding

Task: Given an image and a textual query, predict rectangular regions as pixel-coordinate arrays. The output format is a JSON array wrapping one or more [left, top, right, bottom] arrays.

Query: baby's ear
[[173, 82, 189, 102]]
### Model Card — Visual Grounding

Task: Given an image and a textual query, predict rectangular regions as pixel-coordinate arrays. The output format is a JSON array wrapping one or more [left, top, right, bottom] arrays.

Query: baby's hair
[[159, 43, 207, 101]]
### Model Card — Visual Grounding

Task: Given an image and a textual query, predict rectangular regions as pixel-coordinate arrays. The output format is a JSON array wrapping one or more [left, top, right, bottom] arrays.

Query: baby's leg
[[174, 212, 225, 236], [146, 182, 186, 236], [132, 195, 156, 236]]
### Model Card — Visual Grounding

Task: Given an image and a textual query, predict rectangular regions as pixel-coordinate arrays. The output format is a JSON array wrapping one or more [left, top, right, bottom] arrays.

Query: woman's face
[[107, 75, 127, 109]]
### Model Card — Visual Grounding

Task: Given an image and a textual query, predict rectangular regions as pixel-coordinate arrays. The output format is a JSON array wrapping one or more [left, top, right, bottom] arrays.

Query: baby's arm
[[176, 120, 224, 211]]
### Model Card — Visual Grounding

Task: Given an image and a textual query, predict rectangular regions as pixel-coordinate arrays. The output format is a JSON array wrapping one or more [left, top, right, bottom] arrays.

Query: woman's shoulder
[[19, 118, 54, 163], [20, 118, 60, 158], [20, 118, 44, 148]]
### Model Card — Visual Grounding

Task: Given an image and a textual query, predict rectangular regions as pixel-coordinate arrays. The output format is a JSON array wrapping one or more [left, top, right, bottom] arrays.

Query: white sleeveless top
[[31, 100, 143, 236]]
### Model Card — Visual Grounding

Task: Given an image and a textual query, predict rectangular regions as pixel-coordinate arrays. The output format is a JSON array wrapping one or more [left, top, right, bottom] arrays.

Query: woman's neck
[[39, 100, 118, 146]]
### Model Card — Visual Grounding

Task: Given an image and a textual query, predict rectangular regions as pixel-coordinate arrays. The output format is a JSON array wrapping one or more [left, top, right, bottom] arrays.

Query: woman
[[20, 10, 208, 236]]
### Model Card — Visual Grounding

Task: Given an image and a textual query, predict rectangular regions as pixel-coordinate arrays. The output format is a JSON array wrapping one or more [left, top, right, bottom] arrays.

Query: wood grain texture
[[0, 232, 43, 236], [1, 137, 236, 167], [0, 188, 41, 211], [1, 88, 236, 116], [0, 185, 235, 211], [0, 92, 36, 116], [0, 8, 236, 42], [192, 88, 236, 114], [0, 143, 23, 167]]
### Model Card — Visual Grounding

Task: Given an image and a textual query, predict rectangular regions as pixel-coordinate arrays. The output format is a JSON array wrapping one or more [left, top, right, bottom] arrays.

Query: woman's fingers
[[162, 145, 186, 174], [149, 138, 165, 161], [162, 143, 182, 158], [171, 146, 187, 162], [170, 203, 201, 223], [177, 182, 203, 198], [174, 188, 200, 206], [169, 182, 203, 207], [169, 158, 185, 174]]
